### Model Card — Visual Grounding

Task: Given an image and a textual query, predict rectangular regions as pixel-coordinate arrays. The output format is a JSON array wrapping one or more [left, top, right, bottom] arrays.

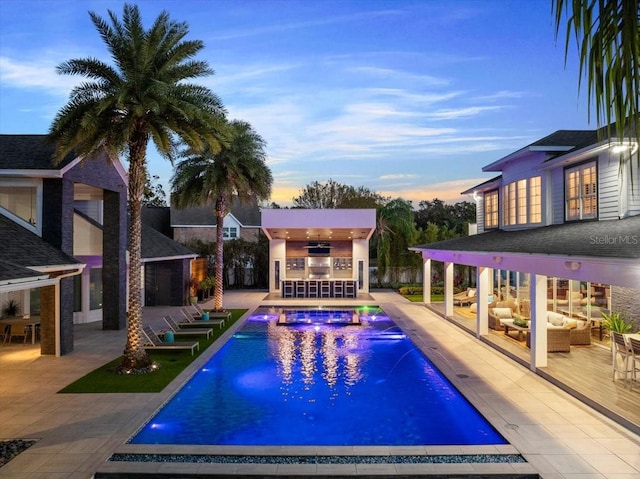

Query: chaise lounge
[[142, 325, 200, 356]]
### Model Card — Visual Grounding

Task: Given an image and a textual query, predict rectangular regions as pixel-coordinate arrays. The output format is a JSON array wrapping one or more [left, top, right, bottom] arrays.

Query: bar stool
[[307, 280, 319, 298], [295, 281, 306, 297], [333, 281, 344, 298], [283, 280, 294, 298], [320, 281, 331, 298], [345, 281, 355, 298]]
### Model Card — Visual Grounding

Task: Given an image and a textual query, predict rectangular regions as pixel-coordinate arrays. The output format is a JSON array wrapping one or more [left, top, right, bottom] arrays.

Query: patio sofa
[[546, 311, 591, 346], [488, 300, 521, 331], [525, 327, 571, 352]]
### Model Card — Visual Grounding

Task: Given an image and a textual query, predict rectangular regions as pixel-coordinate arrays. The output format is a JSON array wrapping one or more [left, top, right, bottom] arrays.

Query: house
[[171, 197, 262, 244], [0, 134, 196, 355], [261, 209, 376, 298], [411, 126, 640, 368]]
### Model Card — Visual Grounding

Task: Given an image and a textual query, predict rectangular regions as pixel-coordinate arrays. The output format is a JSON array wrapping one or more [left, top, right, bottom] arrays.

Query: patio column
[[476, 266, 489, 337], [444, 261, 454, 317], [530, 273, 547, 369], [422, 258, 431, 305]]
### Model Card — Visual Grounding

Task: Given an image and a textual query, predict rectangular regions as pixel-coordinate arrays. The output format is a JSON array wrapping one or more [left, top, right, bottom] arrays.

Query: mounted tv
[[307, 241, 331, 256]]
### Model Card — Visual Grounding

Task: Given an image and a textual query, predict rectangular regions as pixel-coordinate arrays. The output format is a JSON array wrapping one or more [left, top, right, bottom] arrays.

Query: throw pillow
[[467, 288, 477, 297], [492, 307, 513, 319], [547, 311, 565, 326]]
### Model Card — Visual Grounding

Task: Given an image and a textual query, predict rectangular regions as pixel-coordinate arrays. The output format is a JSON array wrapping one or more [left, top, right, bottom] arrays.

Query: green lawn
[[404, 294, 444, 302], [59, 309, 246, 394]]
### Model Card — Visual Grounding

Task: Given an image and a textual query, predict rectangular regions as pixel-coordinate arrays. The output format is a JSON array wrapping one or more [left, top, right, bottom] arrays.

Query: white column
[[444, 261, 454, 317], [55, 281, 61, 357], [476, 266, 489, 337], [423, 258, 431, 305], [530, 273, 547, 369]]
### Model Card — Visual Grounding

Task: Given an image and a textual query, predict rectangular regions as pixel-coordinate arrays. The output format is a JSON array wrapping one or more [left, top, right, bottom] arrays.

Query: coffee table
[[500, 319, 529, 341]]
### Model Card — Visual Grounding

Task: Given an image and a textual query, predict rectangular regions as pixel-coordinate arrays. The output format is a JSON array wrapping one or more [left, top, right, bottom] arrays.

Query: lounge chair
[[179, 308, 226, 329], [453, 288, 476, 306], [142, 325, 199, 356], [164, 315, 213, 339]]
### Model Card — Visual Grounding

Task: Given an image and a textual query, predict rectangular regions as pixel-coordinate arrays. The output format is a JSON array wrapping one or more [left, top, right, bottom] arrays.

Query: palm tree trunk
[[213, 196, 226, 311], [121, 133, 153, 371]]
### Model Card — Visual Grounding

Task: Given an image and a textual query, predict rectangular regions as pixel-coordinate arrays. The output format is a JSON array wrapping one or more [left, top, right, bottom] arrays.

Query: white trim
[[142, 255, 197, 263], [0, 277, 58, 293]]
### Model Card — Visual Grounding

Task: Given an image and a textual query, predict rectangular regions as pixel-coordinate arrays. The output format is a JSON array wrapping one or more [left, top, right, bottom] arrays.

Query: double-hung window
[[223, 227, 238, 239], [484, 190, 499, 229], [565, 161, 597, 221]]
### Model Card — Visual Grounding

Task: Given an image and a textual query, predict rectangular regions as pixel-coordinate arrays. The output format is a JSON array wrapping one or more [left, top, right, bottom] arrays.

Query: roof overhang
[[410, 248, 639, 289], [261, 209, 376, 242], [539, 139, 637, 171]]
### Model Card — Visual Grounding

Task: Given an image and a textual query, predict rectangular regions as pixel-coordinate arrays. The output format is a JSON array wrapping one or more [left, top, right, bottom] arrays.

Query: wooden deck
[[428, 303, 640, 435]]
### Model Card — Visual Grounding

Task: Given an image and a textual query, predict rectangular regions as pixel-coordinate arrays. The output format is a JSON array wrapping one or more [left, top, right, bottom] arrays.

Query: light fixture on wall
[[493, 256, 503, 264], [565, 261, 581, 271]]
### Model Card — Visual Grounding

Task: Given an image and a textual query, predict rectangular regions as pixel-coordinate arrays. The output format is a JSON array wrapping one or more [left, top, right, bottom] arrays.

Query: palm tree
[[48, 4, 227, 373], [171, 119, 273, 311], [552, 0, 639, 162], [373, 198, 417, 286]]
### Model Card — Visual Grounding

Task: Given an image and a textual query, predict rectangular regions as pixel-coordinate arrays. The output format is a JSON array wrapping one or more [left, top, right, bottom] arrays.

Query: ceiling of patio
[[262, 227, 372, 241]]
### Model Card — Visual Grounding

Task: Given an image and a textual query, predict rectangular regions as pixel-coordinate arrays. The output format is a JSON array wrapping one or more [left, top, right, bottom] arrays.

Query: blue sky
[[0, 0, 590, 206]]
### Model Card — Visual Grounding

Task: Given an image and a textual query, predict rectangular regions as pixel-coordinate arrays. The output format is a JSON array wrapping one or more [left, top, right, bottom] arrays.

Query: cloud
[[382, 177, 489, 205], [208, 9, 404, 41], [0, 56, 76, 96]]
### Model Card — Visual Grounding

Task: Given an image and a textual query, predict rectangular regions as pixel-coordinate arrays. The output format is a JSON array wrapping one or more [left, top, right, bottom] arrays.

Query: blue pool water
[[130, 307, 506, 446]]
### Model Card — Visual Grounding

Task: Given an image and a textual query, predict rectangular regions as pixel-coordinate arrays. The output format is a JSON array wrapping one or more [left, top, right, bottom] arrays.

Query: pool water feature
[[130, 307, 507, 446]]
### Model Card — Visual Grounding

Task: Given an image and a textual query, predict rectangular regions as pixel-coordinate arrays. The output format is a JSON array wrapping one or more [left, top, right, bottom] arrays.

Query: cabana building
[[261, 209, 376, 299]]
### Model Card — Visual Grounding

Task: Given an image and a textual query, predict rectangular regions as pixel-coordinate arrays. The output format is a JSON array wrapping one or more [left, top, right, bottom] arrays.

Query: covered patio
[[411, 216, 640, 434]]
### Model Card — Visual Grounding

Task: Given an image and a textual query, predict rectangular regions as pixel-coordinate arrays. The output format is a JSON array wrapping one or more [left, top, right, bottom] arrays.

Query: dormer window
[[484, 190, 499, 229], [502, 176, 542, 226], [565, 161, 597, 221], [223, 227, 238, 239]]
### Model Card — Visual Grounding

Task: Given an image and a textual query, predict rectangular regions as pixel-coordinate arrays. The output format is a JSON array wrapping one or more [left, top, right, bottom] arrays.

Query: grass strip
[[58, 309, 246, 394]]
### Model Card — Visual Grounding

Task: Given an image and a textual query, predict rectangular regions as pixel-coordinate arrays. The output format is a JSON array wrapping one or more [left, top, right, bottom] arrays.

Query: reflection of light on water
[[322, 329, 338, 387], [300, 330, 316, 384]]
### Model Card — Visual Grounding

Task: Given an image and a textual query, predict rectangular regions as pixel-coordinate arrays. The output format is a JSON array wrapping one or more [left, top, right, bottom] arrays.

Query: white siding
[[624, 159, 640, 216], [598, 154, 621, 220], [550, 168, 565, 224]]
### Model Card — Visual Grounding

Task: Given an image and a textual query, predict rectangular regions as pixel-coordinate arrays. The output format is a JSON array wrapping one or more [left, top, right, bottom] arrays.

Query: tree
[[48, 4, 227, 373], [292, 179, 388, 209], [143, 174, 167, 207], [372, 198, 417, 286], [552, 0, 639, 164], [171, 119, 273, 311]]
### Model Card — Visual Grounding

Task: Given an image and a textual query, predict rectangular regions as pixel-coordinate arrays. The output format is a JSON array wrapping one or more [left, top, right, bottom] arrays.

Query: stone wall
[[611, 286, 640, 330]]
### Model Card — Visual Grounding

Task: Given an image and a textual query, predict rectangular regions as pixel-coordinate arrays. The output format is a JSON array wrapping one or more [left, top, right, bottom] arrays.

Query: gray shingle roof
[[142, 223, 196, 260], [413, 215, 640, 259], [171, 197, 261, 227], [0, 215, 82, 282], [0, 134, 76, 170], [530, 130, 598, 148]]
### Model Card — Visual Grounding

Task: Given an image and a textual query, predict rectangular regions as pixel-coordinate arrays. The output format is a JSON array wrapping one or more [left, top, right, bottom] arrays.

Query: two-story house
[[0, 134, 196, 355], [170, 197, 262, 244], [411, 126, 640, 369]]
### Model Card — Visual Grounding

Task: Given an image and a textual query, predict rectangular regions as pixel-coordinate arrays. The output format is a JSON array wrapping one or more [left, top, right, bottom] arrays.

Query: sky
[[0, 0, 592, 207]]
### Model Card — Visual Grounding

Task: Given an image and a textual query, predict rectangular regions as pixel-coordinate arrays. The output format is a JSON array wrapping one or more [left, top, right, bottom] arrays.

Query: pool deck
[[0, 290, 638, 478]]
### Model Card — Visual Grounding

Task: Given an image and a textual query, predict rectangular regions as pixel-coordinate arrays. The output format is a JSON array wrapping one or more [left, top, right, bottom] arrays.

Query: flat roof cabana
[[261, 209, 376, 298]]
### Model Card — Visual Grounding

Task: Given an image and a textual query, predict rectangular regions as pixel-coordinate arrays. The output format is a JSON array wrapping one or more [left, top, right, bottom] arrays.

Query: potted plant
[[2, 299, 19, 318], [188, 276, 199, 305], [601, 311, 632, 334]]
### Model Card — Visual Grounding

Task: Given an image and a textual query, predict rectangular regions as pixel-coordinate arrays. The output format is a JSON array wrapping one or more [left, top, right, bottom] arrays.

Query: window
[[502, 176, 542, 226], [529, 176, 541, 223], [223, 227, 238, 239], [0, 184, 37, 226], [565, 161, 597, 221], [484, 190, 499, 229]]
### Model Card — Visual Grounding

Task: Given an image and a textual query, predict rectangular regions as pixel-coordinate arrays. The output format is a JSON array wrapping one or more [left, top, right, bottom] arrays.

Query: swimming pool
[[130, 307, 506, 446]]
